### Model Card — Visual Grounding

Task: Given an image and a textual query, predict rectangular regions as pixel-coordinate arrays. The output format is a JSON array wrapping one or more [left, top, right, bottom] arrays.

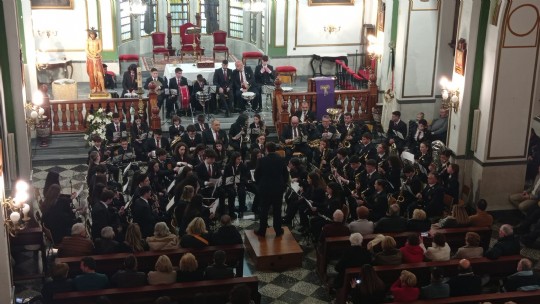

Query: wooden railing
[[272, 78, 378, 138], [40, 85, 161, 135]]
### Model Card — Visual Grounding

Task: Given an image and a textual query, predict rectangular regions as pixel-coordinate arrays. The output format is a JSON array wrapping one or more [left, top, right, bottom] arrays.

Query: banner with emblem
[[314, 77, 335, 120]]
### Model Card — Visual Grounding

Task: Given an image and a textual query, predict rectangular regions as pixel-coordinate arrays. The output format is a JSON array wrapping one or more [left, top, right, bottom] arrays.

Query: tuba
[[431, 140, 447, 172]]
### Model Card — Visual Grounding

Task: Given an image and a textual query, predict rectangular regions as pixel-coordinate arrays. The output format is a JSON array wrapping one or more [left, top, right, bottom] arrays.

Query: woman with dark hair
[[178, 194, 209, 235], [425, 232, 450, 261], [42, 184, 77, 245], [416, 141, 432, 183], [408, 119, 431, 155], [309, 181, 344, 240], [147, 160, 167, 199], [43, 171, 61, 197], [173, 185, 194, 228], [378, 155, 402, 193], [350, 264, 386, 304], [444, 163, 460, 204], [223, 151, 249, 217], [214, 140, 228, 169], [171, 142, 191, 165], [191, 144, 206, 167], [121, 63, 138, 98], [249, 114, 269, 145], [284, 157, 308, 210], [172, 166, 199, 206], [287, 171, 326, 229]]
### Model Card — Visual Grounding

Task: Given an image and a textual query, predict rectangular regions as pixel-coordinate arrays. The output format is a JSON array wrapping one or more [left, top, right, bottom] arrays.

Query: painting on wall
[[308, 0, 355, 6], [31, 0, 73, 9], [454, 38, 467, 76], [491, 0, 502, 26]]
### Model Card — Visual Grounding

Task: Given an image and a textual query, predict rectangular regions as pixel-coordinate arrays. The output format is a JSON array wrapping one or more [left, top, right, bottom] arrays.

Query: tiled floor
[[20, 163, 335, 303]]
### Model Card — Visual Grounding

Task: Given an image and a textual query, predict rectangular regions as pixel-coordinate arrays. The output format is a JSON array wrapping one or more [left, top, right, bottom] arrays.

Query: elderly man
[[202, 119, 229, 149], [334, 233, 372, 289], [374, 204, 407, 233], [231, 60, 256, 111], [447, 259, 482, 296], [429, 108, 449, 143], [319, 210, 350, 244], [58, 223, 94, 257], [348, 206, 374, 235], [281, 115, 311, 161], [503, 258, 540, 291], [485, 224, 521, 260]]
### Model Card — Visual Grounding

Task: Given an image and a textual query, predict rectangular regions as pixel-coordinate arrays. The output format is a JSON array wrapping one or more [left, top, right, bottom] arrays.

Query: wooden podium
[[244, 227, 303, 271]]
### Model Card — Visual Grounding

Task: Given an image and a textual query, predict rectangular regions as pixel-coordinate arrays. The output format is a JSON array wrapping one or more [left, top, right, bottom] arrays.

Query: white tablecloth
[[163, 62, 236, 85]]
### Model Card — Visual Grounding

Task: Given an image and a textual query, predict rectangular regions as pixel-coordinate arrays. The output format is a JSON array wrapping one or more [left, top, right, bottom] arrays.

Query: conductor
[[254, 142, 289, 237]]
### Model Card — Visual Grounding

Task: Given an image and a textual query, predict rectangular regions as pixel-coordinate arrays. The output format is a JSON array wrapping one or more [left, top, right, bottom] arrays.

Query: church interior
[[1, 0, 540, 303]]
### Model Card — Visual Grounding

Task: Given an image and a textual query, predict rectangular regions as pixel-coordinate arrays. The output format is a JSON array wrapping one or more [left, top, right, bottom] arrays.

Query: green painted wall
[[266, 0, 287, 57]]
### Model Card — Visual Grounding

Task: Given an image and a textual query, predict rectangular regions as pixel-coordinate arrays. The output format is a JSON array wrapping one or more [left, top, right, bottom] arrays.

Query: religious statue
[[86, 27, 107, 96]]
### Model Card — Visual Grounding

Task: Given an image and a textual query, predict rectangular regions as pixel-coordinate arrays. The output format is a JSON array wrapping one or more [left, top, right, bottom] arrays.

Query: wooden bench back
[[388, 290, 540, 304], [54, 276, 260, 304], [56, 244, 245, 277]]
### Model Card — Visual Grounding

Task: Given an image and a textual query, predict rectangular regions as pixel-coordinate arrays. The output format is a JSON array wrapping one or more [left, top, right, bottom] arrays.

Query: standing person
[[386, 111, 408, 152], [254, 142, 289, 237], [86, 27, 105, 94], [254, 55, 275, 111]]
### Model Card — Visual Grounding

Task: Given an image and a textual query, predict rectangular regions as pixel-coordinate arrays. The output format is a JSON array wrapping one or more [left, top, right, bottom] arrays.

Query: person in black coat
[[194, 114, 210, 132], [374, 204, 407, 233], [145, 129, 171, 156], [387, 111, 408, 152], [444, 164, 460, 204], [231, 61, 257, 111], [228, 114, 249, 159], [111, 255, 147, 288], [213, 59, 234, 115], [167, 67, 189, 118], [254, 142, 290, 237], [212, 215, 243, 245], [182, 125, 204, 153], [168, 115, 185, 141], [485, 224, 521, 259], [130, 115, 149, 161], [334, 233, 373, 289], [42, 193, 76, 245], [130, 186, 157, 238], [253, 55, 275, 111], [407, 173, 445, 218], [223, 152, 249, 217], [102, 64, 116, 90], [293, 101, 316, 123], [447, 259, 482, 297], [194, 149, 226, 215], [202, 119, 229, 149], [358, 179, 387, 222], [204, 250, 235, 280], [407, 119, 431, 156], [41, 263, 74, 304], [144, 67, 167, 109], [503, 258, 540, 291], [105, 113, 127, 145], [192, 74, 210, 113], [121, 64, 138, 97], [91, 190, 116, 240]]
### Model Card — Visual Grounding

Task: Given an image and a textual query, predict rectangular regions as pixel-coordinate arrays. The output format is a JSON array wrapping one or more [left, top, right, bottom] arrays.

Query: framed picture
[[454, 38, 467, 76], [31, 0, 73, 9], [308, 0, 355, 6]]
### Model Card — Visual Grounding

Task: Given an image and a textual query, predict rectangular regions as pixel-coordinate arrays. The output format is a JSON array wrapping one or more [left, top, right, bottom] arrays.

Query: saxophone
[[319, 148, 328, 170], [340, 124, 355, 149]]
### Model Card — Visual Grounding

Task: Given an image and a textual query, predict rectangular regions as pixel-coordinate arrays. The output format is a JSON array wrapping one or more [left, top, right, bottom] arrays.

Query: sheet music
[[322, 132, 333, 140], [123, 162, 132, 175], [417, 163, 428, 175], [113, 131, 121, 140], [170, 89, 178, 95], [164, 88, 170, 95], [290, 181, 300, 193], [209, 178, 222, 187], [250, 169, 255, 182], [122, 181, 129, 193], [121, 131, 128, 138], [166, 196, 175, 212], [140, 133, 148, 140], [208, 199, 219, 214], [225, 175, 240, 185], [401, 151, 415, 164], [393, 130, 405, 140], [167, 180, 176, 193], [250, 128, 260, 135]]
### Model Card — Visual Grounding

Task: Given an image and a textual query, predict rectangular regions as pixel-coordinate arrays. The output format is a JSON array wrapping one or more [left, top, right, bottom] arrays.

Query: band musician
[[337, 113, 362, 152], [229, 114, 249, 159], [294, 101, 316, 124], [167, 67, 189, 118], [195, 114, 210, 132], [192, 74, 210, 113], [202, 119, 229, 149], [181, 125, 203, 154], [144, 67, 167, 109], [130, 114, 149, 161], [145, 129, 171, 157], [254, 55, 275, 111], [355, 133, 377, 165], [356, 179, 388, 222], [407, 172, 445, 218], [231, 61, 257, 111], [281, 116, 311, 162], [313, 139, 332, 176], [317, 115, 339, 149], [387, 111, 408, 152], [223, 152, 249, 218], [213, 59, 234, 116], [194, 149, 226, 215], [105, 113, 127, 145], [400, 165, 423, 216]]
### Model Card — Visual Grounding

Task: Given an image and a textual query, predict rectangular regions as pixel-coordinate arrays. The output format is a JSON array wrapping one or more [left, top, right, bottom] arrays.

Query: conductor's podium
[[244, 227, 303, 271]]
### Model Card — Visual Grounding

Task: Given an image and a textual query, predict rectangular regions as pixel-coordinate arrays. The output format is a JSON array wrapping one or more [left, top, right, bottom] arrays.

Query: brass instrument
[[397, 179, 406, 203], [340, 125, 355, 149], [319, 148, 328, 170], [239, 121, 250, 147], [389, 143, 398, 156], [170, 135, 182, 150], [308, 139, 321, 148], [327, 108, 342, 126]]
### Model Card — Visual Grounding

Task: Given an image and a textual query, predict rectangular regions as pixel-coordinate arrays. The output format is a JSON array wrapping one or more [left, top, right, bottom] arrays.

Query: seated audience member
[[41, 263, 74, 304], [204, 250, 235, 280], [373, 236, 402, 266], [319, 209, 350, 245], [147, 222, 179, 251], [95, 226, 120, 254], [420, 267, 449, 299], [74, 257, 109, 291], [485, 224, 521, 260], [433, 204, 470, 228], [334, 233, 373, 289], [391, 270, 420, 302], [348, 206, 374, 235], [406, 209, 432, 232], [374, 204, 407, 233], [400, 234, 426, 263], [111, 255, 147, 287], [181, 217, 211, 248], [58, 223, 94, 257], [212, 214, 243, 245], [425, 232, 451, 261], [350, 264, 386, 304], [229, 284, 255, 304], [118, 223, 149, 253], [452, 232, 484, 259], [447, 259, 482, 296], [469, 199, 494, 227], [177, 253, 204, 283], [148, 255, 177, 285], [503, 258, 540, 291]]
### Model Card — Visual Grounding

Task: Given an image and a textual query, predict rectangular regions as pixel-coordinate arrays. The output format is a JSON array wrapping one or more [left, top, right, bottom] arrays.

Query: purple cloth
[[314, 77, 335, 120]]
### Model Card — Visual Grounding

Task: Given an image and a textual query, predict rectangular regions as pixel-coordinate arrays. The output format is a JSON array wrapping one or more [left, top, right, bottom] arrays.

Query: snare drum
[[242, 92, 256, 101], [282, 87, 293, 92], [196, 91, 211, 107], [262, 85, 275, 95]]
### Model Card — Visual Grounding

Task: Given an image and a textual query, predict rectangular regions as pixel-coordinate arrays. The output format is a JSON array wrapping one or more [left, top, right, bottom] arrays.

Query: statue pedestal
[[89, 92, 111, 99]]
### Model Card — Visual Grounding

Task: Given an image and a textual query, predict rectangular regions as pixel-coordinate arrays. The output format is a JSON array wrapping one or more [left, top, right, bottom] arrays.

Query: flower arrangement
[[84, 108, 112, 145]]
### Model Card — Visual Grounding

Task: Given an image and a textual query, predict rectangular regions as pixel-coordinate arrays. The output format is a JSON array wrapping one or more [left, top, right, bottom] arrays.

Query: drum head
[[242, 92, 256, 98], [282, 87, 293, 92]]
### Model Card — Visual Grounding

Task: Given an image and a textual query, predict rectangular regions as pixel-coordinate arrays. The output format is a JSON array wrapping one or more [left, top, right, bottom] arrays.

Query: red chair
[[212, 30, 229, 61], [119, 54, 139, 74], [179, 23, 205, 62], [276, 66, 297, 85], [151, 32, 169, 60], [242, 51, 263, 66]]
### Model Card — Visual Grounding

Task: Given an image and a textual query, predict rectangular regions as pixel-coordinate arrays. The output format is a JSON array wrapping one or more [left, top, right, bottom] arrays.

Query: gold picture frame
[[454, 38, 467, 76], [31, 0, 74, 9], [308, 0, 355, 6]]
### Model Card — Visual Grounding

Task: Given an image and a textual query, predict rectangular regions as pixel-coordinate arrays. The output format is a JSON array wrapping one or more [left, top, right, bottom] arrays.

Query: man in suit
[[374, 204, 407, 232], [281, 116, 311, 162], [181, 124, 203, 153], [202, 119, 229, 149], [194, 149, 226, 214], [144, 67, 167, 109], [131, 186, 156, 238], [447, 259, 482, 297], [213, 59, 234, 115], [337, 112, 363, 152], [408, 172, 445, 218], [91, 189, 115, 240], [167, 67, 189, 118], [254, 55, 275, 111], [130, 114, 149, 161], [355, 132, 377, 165], [121, 64, 138, 98], [387, 110, 408, 152], [293, 101, 316, 123], [231, 60, 257, 111], [145, 129, 170, 157], [316, 115, 339, 149], [254, 142, 289, 237], [102, 64, 116, 90], [168, 115, 184, 140], [194, 114, 210, 132], [105, 113, 127, 145], [359, 179, 388, 222]]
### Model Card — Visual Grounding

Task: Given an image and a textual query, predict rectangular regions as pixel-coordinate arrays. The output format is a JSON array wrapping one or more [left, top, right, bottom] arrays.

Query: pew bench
[[53, 276, 261, 304], [56, 244, 245, 278], [335, 254, 523, 304], [388, 290, 540, 304]]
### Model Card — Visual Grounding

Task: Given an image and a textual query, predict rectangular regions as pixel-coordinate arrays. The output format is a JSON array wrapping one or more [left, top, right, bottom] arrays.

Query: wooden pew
[[56, 244, 244, 278], [53, 276, 261, 304], [388, 290, 540, 304], [316, 226, 492, 284], [335, 255, 522, 304]]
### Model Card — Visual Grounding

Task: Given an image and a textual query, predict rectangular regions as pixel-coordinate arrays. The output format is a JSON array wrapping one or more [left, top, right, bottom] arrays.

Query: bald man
[[231, 60, 257, 111], [503, 258, 540, 291], [280, 115, 312, 162], [319, 210, 350, 244], [447, 259, 482, 296], [485, 224, 521, 260]]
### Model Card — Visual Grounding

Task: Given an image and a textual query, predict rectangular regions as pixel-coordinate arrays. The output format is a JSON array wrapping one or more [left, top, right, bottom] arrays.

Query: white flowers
[[97, 108, 104, 113], [85, 108, 111, 145], [87, 114, 95, 121]]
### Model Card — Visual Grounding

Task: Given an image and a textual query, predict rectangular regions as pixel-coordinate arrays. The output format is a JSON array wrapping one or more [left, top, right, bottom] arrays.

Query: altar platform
[[244, 227, 303, 271]]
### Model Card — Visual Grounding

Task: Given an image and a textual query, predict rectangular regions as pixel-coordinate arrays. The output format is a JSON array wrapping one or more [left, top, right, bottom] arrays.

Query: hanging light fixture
[[130, 0, 147, 17], [244, 0, 265, 13]]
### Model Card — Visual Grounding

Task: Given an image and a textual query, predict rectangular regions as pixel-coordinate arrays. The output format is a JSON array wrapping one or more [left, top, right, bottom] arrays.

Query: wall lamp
[[440, 77, 460, 113], [3, 180, 31, 237]]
